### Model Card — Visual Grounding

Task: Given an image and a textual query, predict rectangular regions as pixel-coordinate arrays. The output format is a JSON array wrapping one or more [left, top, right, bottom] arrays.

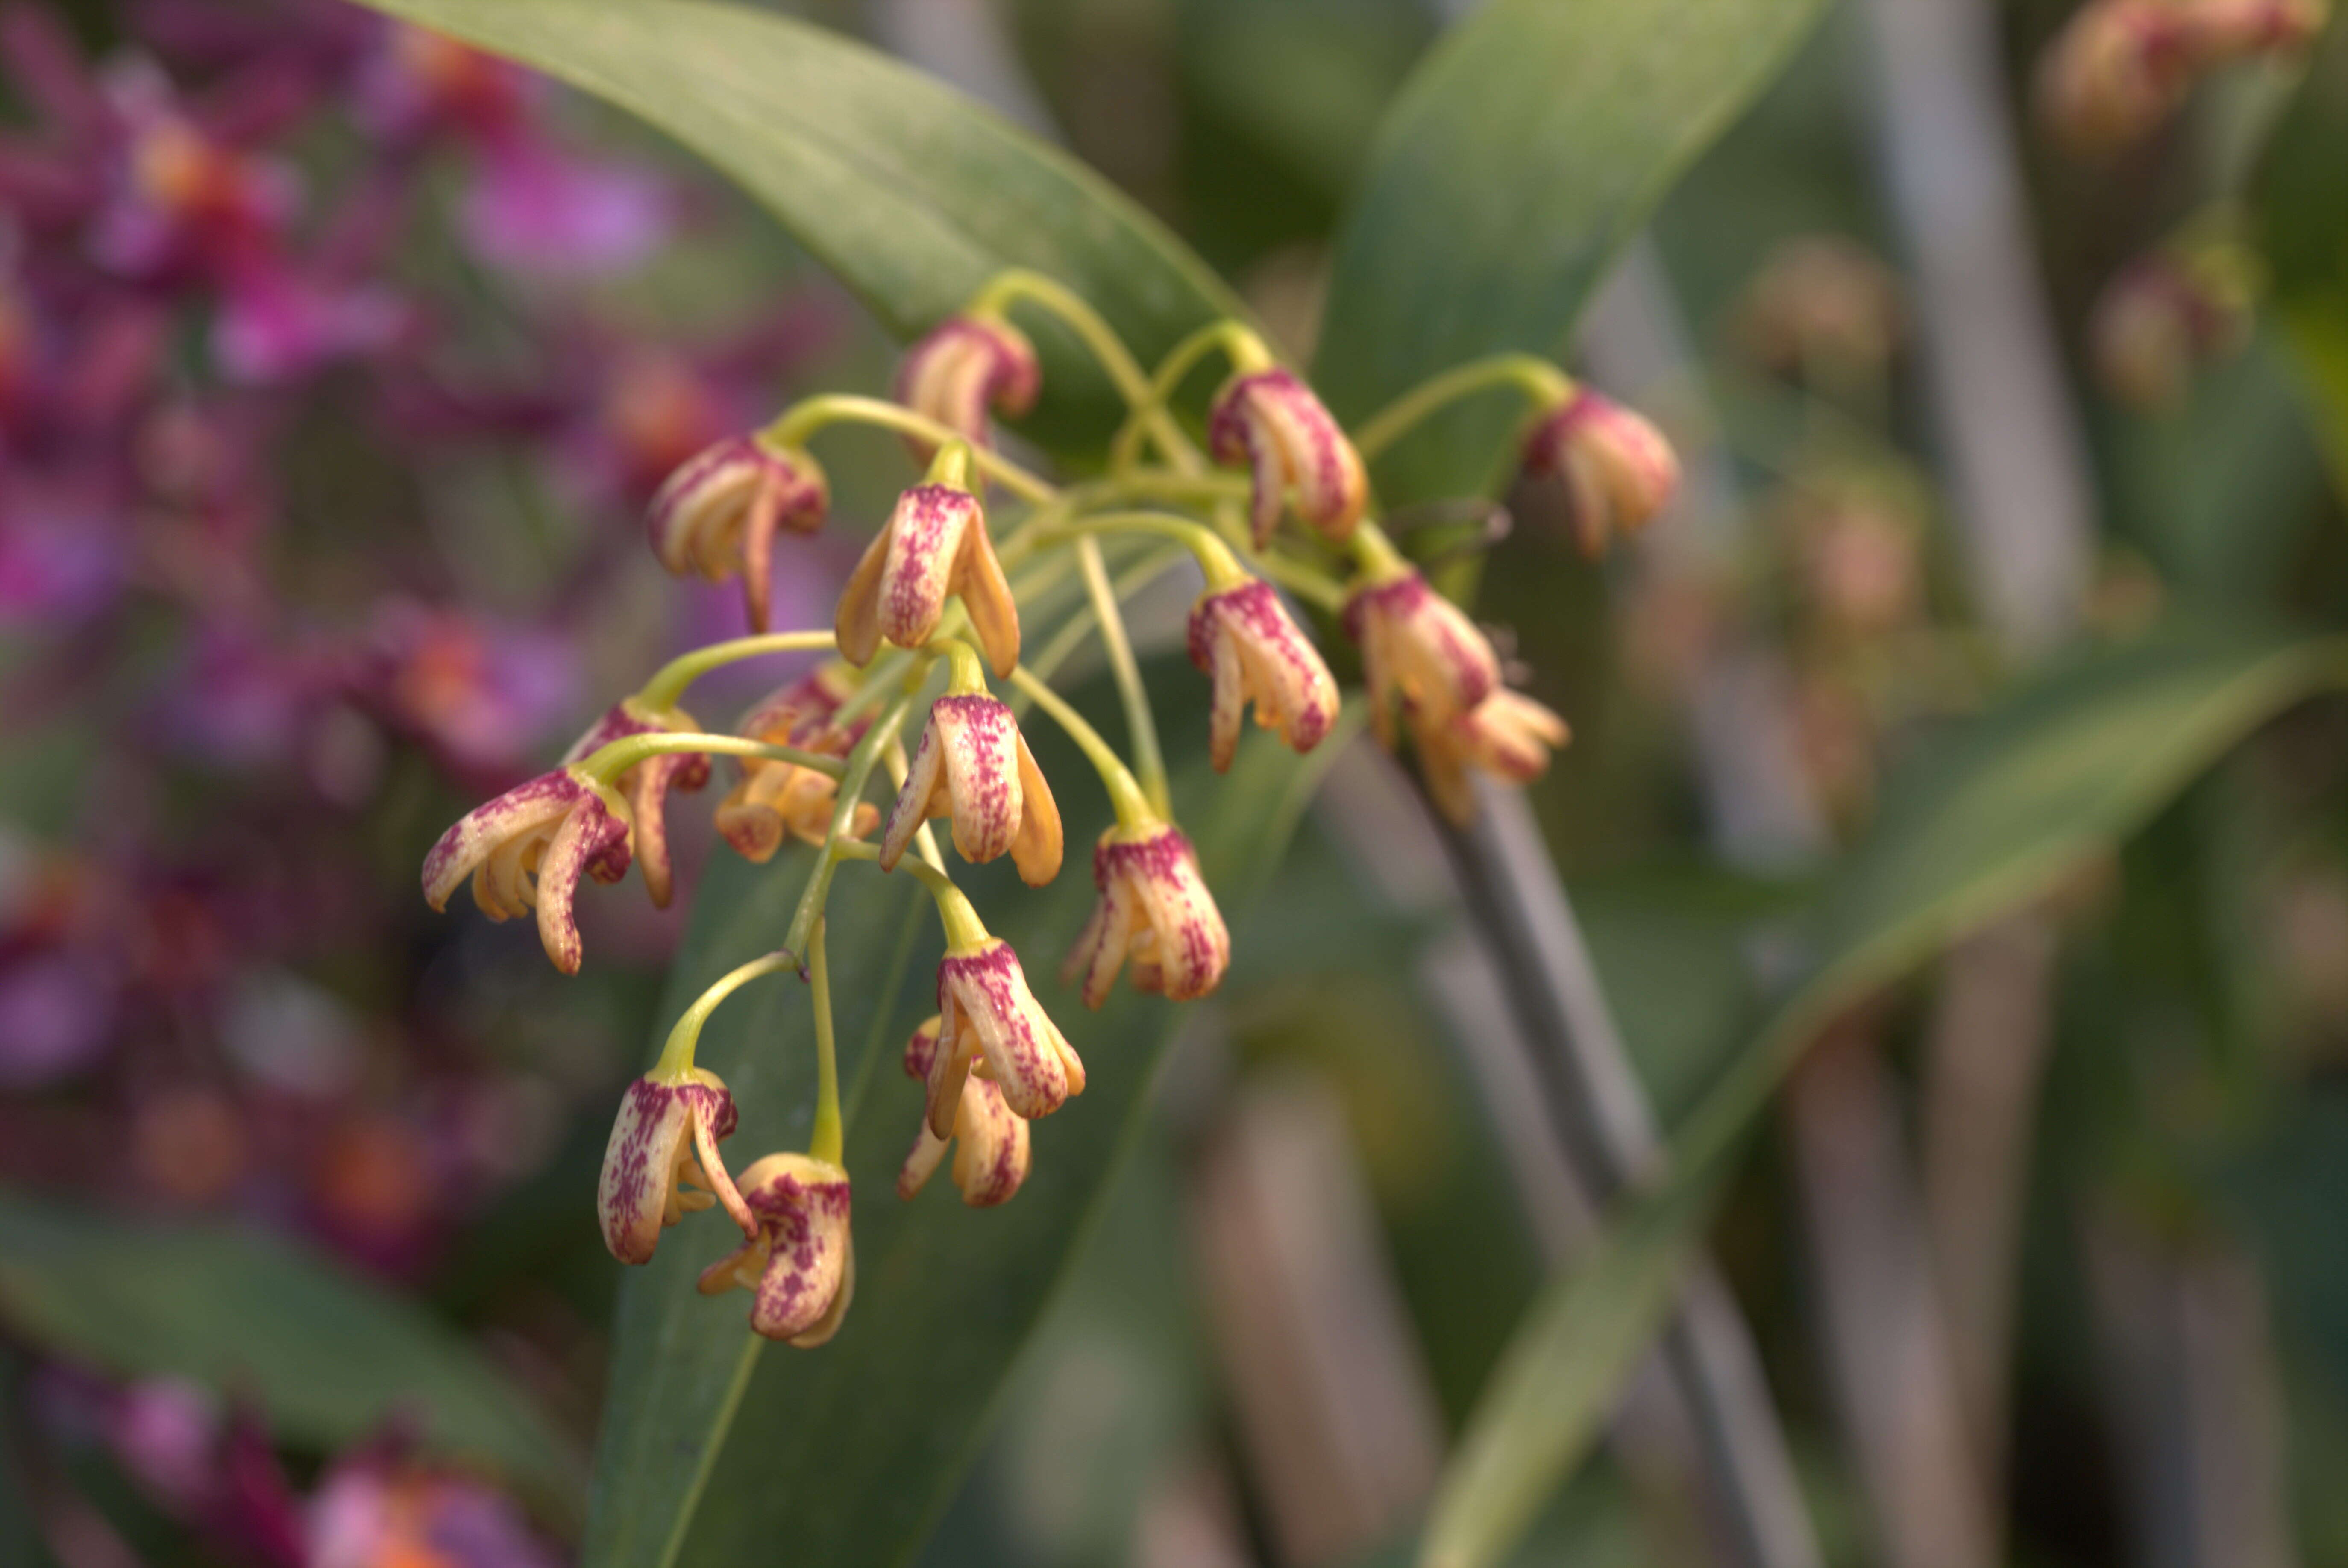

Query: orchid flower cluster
[[2036, 0, 2327, 152], [421, 270, 1679, 1346]]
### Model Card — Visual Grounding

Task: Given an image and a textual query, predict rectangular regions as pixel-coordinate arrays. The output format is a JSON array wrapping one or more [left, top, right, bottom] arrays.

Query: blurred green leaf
[[2252, 17, 2348, 497], [586, 667, 1338, 1568], [0, 1193, 586, 1522], [347, 0, 1244, 449], [1423, 615, 2348, 1568], [1312, 0, 1832, 505]]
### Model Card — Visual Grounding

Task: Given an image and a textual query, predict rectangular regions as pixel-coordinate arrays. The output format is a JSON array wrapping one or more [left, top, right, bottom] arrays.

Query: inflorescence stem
[[653, 949, 800, 1080], [829, 839, 989, 951], [761, 395, 1056, 503], [1349, 352, 1574, 464], [637, 631, 841, 712], [1072, 536, 1171, 818], [807, 919, 843, 1166], [579, 732, 846, 784], [1007, 664, 1156, 832]]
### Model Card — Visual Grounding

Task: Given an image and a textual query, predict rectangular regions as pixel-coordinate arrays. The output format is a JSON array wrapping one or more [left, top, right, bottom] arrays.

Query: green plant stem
[[783, 688, 916, 963], [635, 632, 839, 712], [964, 270, 1199, 469], [760, 395, 1055, 502], [1109, 319, 1271, 471], [1074, 535, 1170, 817], [920, 637, 991, 696], [807, 918, 843, 1166], [578, 733, 845, 785], [1030, 510, 1248, 590], [1349, 352, 1572, 464], [1007, 664, 1156, 832], [1007, 547, 1189, 722], [652, 950, 801, 1079], [829, 839, 989, 951]]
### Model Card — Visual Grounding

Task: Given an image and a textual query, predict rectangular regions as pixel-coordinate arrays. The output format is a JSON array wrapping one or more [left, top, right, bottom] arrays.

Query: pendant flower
[[1208, 368, 1368, 549], [835, 482, 1019, 677], [1520, 388, 1680, 558], [927, 940, 1085, 1134], [562, 700, 710, 909], [880, 694, 1063, 885], [596, 1067, 750, 1264], [897, 1016, 1029, 1207], [1343, 567, 1500, 746], [1187, 578, 1340, 772], [421, 767, 631, 975], [893, 315, 1041, 449], [648, 434, 828, 631], [1063, 822, 1230, 1008], [1414, 687, 1571, 827], [714, 664, 875, 863], [696, 1152, 854, 1345], [2034, 0, 2202, 150]]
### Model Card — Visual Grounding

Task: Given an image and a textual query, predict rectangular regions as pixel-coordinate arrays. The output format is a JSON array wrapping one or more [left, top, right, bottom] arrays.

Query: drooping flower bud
[[1520, 388, 1679, 558], [927, 940, 1085, 1135], [1412, 687, 1571, 826], [892, 315, 1041, 449], [421, 767, 631, 974], [1208, 368, 1368, 549], [897, 1016, 1029, 1207], [835, 482, 1019, 677], [1063, 822, 1230, 1009], [596, 1068, 749, 1264], [647, 434, 828, 631], [1186, 579, 1340, 773], [2035, 0, 2207, 152], [1732, 236, 1904, 385], [1342, 567, 1500, 748], [713, 663, 876, 863], [696, 1152, 854, 1345], [881, 694, 1062, 886], [2088, 244, 2256, 411], [562, 700, 710, 909]]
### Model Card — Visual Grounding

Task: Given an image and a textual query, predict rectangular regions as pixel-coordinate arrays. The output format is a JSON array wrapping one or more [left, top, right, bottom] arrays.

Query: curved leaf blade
[[1311, 0, 1830, 505], [1423, 616, 2348, 1568], [0, 1194, 587, 1521], [349, 0, 1244, 444], [586, 669, 1341, 1568]]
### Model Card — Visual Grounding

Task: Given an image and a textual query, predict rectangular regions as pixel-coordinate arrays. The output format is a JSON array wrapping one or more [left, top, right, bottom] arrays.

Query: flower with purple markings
[[596, 1066, 750, 1265], [1415, 688, 1571, 827], [563, 699, 710, 909], [715, 663, 875, 863], [1208, 367, 1368, 549], [696, 1151, 855, 1345], [420, 767, 630, 975], [893, 314, 1041, 449], [1520, 388, 1679, 558], [925, 939, 1085, 1133], [881, 693, 1063, 886], [1063, 821, 1230, 1008], [897, 1015, 1028, 1207], [1343, 566, 1500, 747], [1187, 578, 1339, 772], [648, 434, 829, 631], [835, 480, 1020, 676]]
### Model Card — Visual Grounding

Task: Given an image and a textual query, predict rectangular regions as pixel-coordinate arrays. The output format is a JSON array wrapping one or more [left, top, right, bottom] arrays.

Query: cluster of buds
[[421, 266, 1681, 1343], [2037, 0, 2328, 153]]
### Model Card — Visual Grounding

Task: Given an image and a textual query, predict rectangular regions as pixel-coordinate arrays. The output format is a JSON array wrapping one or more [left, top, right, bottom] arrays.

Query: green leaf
[[0, 1192, 587, 1522], [586, 667, 1341, 1568], [1311, 0, 1832, 505], [2251, 18, 2348, 496], [347, 0, 1244, 446], [1422, 615, 2348, 1568]]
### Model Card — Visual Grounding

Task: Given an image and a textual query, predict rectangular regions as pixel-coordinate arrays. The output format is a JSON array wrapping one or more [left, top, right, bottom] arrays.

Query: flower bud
[[421, 767, 631, 974], [1208, 368, 1368, 549], [1520, 388, 1679, 558], [882, 694, 1062, 885], [892, 315, 1041, 449], [696, 1152, 854, 1345], [1342, 568, 1500, 748], [714, 665, 875, 863], [835, 483, 1019, 677], [1063, 823, 1230, 1008], [928, 939, 1084, 1134], [596, 1068, 748, 1264], [2089, 246, 2254, 411], [1187, 579, 1339, 773], [1415, 688, 1570, 827], [897, 1017, 1029, 1207], [647, 435, 828, 631], [563, 700, 711, 909], [2035, 0, 2203, 152]]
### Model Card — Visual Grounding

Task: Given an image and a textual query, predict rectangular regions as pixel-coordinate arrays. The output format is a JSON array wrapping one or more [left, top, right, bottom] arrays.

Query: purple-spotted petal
[[938, 940, 1080, 1123], [596, 1069, 746, 1264], [1187, 580, 1338, 772], [892, 316, 1041, 448], [1207, 368, 1368, 549], [696, 1152, 854, 1345]]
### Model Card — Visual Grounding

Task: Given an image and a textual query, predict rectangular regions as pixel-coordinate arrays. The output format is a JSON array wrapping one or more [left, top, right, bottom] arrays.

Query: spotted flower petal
[[835, 483, 1018, 677], [596, 1067, 748, 1264], [696, 1152, 854, 1345], [892, 316, 1041, 449], [1062, 823, 1230, 1009], [931, 940, 1084, 1134], [713, 664, 875, 863], [880, 694, 1062, 885], [1207, 368, 1368, 549], [647, 435, 828, 631], [1342, 569, 1500, 747], [897, 1016, 1030, 1207], [561, 700, 710, 909], [1186, 579, 1339, 772], [1413, 687, 1571, 827], [1521, 389, 1679, 558], [420, 767, 631, 974]]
